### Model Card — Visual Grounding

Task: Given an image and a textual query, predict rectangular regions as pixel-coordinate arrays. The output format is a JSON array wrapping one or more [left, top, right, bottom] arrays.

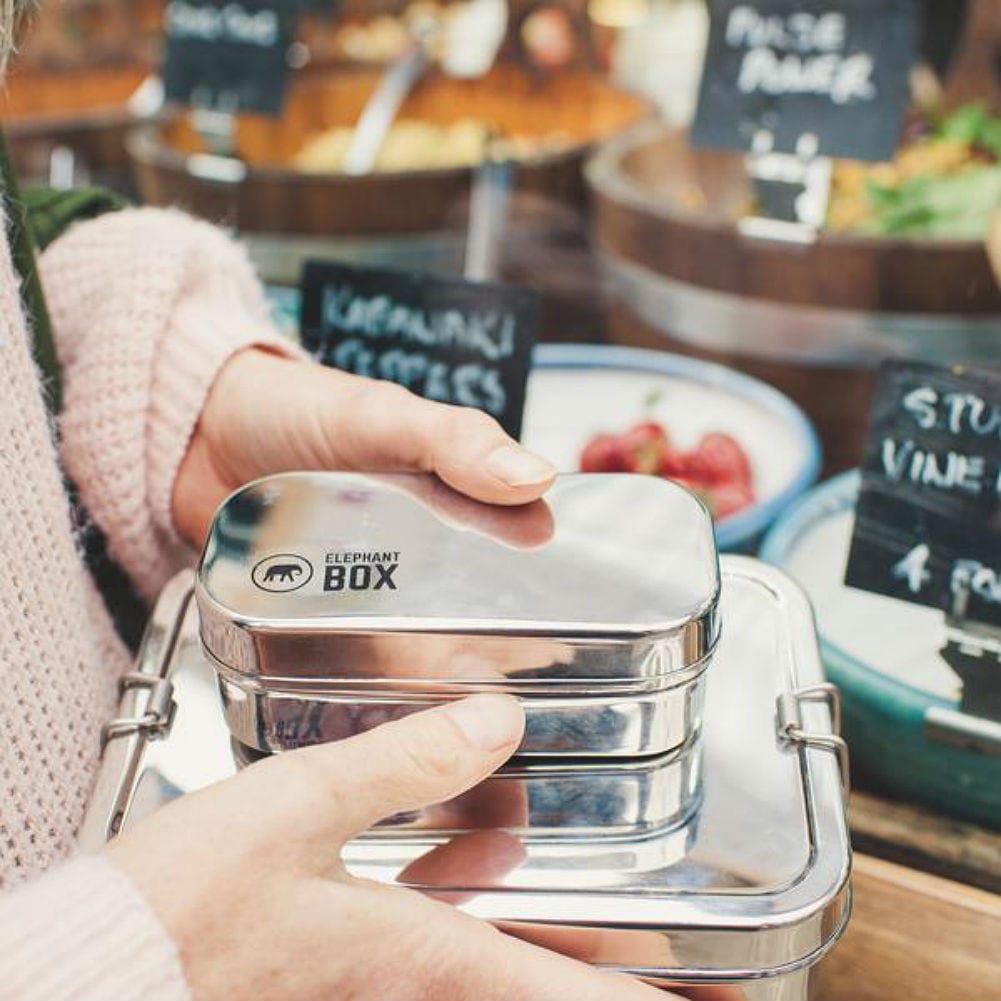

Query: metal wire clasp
[[777, 682, 850, 796], [100, 672, 177, 747]]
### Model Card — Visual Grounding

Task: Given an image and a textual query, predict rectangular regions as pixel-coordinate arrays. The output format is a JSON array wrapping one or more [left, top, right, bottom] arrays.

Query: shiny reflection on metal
[[196, 472, 720, 757], [101, 673, 177, 747], [213, 662, 706, 758], [336, 558, 852, 984], [233, 737, 703, 839], [91, 556, 850, 996]]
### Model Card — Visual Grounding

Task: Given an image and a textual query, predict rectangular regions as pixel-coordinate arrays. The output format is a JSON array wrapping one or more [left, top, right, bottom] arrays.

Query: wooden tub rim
[[585, 118, 996, 257]]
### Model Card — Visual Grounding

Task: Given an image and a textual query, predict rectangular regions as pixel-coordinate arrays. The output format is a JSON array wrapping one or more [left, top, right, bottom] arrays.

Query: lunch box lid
[[195, 472, 721, 682]]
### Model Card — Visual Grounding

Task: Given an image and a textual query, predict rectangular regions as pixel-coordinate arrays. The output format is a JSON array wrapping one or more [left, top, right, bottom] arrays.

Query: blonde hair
[[1, 0, 30, 70]]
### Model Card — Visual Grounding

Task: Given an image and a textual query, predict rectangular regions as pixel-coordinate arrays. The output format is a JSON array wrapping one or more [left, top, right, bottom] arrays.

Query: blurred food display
[[828, 104, 1001, 239], [293, 117, 575, 172]]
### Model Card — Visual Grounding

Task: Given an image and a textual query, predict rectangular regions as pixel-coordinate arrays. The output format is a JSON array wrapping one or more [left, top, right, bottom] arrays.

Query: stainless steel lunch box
[[83, 555, 850, 999], [195, 471, 720, 758]]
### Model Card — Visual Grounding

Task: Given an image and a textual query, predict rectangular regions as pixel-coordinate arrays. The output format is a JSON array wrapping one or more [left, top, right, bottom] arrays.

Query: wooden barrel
[[128, 65, 648, 234], [128, 66, 648, 342], [587, 121, 1001, 475], [2, 65, 153, 186]]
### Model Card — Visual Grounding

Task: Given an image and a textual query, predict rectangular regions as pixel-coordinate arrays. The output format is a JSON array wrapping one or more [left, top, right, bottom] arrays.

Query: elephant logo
[[252, 554, 314, 593], [264, 564, 302, 584]]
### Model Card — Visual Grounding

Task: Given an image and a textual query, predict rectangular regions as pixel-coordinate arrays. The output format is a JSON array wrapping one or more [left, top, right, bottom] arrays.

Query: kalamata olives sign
[[846, 361, 1001, 627], [300, 260, 538, 439], [691, 0, 920, 161], [162, 0, 297, 115]]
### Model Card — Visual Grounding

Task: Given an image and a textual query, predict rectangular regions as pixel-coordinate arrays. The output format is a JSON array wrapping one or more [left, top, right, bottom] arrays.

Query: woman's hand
[[172, 348, 557, 545], [107, 695, 678, 1001]]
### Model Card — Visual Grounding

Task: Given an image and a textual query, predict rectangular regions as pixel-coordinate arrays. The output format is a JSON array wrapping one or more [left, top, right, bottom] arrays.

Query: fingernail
[[485, 445, 557, 487], [445, 694, 525, 752]]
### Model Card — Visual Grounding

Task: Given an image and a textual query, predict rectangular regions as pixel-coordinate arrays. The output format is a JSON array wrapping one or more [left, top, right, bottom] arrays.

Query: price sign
[[300, 261, 539, 439], [846, 361, 1001, 628], [162, 0, 297, 115], [691, 0, 921, 161]]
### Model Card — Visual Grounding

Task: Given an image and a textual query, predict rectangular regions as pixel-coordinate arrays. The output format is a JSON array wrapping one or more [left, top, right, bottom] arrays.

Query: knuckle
[[369, 379, 417, 411], [279, 744, 350, 815], [448, 405, 502, 440], [344, 376, 404, 419], [394, 719, 466, 787]]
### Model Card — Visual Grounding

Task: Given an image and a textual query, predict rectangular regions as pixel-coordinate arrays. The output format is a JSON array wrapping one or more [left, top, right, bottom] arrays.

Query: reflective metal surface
[[214, 668, 706, 758], [233, 736, 703, 838], [113, 555, 849, 994], [196, 472, 720, 756], [335, 559, 852, 982]]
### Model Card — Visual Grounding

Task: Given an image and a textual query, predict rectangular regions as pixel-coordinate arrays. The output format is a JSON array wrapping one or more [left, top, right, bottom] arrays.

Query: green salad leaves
[[859, 104, 1001, 239]]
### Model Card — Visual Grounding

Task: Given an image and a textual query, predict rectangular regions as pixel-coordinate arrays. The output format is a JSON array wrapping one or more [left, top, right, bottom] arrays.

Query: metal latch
[[777, 682, 850, 795], [101, 672, 178, 747], [79, 571, 194, 850]]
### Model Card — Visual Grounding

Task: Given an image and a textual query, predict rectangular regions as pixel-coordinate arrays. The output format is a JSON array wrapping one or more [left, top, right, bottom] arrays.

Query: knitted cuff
[[0, 855, 192, 1001], [146, 291, 302, 551]]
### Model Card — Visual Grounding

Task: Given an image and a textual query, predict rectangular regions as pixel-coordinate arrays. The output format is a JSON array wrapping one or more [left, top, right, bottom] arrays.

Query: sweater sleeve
[[0, 855, 191, 1001], [39, 207, 298, 600]]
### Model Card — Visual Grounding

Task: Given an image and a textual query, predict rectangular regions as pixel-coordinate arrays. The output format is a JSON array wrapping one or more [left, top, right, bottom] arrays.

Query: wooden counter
[[816, 853, 1001, 1001]]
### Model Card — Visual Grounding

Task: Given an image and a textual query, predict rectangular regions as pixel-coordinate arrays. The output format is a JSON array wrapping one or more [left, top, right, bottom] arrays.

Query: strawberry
[[656, 448, 689, 478], [580, 434, 636, 473], [693, 433, 753, 487], [621, 421, 670, 474], [580, 421, 755, 525]]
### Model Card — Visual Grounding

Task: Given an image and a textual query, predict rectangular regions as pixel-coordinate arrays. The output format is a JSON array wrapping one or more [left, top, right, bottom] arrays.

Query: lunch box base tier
[[215, 672, 707, 759], [84, 557, 851, 996], [232, 737, 703, 839]]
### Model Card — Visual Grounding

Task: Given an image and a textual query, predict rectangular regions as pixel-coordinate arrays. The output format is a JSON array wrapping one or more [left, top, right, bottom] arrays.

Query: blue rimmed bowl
[[762, 471, 1001, 829], [526, 344, 821, 552]]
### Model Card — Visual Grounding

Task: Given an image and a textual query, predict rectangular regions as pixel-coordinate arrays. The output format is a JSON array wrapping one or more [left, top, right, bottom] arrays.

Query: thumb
[[255, 694, 525, 846], [312, 371, 557, 505]]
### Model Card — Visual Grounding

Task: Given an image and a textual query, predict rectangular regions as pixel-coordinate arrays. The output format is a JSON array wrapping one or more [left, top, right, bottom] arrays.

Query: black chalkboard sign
[[846, 361, 1001, 627], [691, 0, 921, 161], [300, 261, 539, 439], [162, 0, 297, 115]]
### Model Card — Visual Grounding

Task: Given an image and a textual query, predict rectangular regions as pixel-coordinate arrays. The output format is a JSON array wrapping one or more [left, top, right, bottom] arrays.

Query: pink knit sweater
[[0, 206, 287, 1000]]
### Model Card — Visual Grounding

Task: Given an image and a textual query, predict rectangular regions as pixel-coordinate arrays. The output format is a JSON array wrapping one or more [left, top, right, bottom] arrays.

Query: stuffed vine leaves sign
[[162, 0, 297, 115], [846, 361, 1001, 627], [691, 0, 921, 161], [300, 261, 539, 439]]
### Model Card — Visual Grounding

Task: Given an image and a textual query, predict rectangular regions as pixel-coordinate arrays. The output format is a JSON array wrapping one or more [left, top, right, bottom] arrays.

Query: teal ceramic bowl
[[761, 472, 1001, 830]]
